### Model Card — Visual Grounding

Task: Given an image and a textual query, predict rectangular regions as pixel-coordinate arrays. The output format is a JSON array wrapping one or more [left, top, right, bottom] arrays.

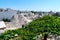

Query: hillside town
[[0, 8, 60, 33], [0, 0, 60, 40], [0, 8, 60, 40]]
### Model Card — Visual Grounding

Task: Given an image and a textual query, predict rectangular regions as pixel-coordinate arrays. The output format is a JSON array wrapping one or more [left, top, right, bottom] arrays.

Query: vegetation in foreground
[[0, 15, 60, 40]]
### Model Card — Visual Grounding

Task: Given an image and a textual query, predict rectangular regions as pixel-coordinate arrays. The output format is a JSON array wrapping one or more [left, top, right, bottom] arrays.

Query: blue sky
[[0, 0, 60, 11]]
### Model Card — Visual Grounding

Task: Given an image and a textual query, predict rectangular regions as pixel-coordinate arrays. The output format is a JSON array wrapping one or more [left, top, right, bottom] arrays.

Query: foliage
[[0, 15, 60, 40], [2, 18, 11, 22], [53, 12, 60, 17]]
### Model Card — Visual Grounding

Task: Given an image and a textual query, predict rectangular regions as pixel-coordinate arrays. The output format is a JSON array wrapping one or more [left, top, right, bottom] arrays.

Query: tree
[[53, 12, 60, 17], [1, 16, 60, 40], [2, 18, 11, 22], [31, 11, 34, 13], [24, 15, 60, 39]]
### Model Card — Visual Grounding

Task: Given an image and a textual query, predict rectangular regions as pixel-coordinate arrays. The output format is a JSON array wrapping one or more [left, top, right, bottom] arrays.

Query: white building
[[0, 21, 6, 33], [0, 21, 6, 29]]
